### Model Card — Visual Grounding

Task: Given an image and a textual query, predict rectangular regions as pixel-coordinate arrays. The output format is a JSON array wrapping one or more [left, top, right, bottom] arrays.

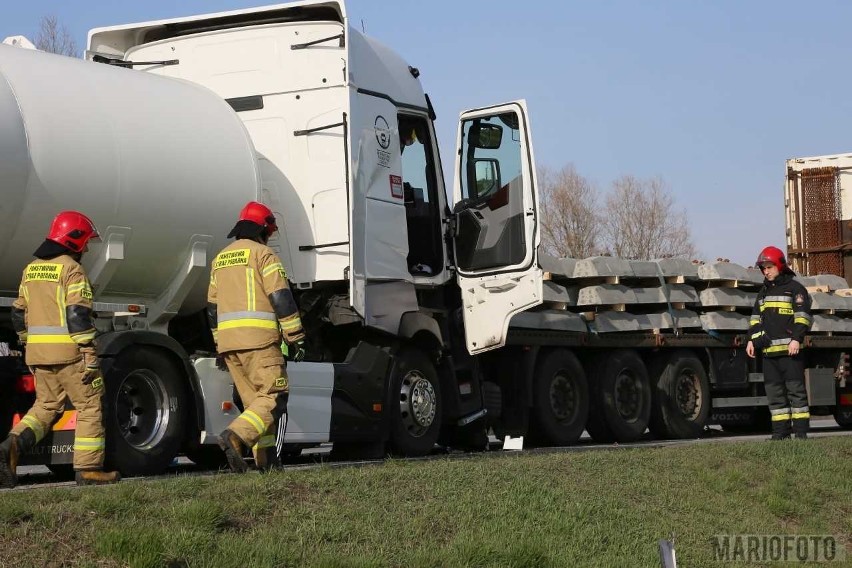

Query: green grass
[[2, 437, 851, 567]]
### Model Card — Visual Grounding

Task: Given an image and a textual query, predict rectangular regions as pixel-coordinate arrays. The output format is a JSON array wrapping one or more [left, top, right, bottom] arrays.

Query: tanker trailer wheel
[[529, 349, 589, 446], [388, 348, 442, 457], [649, 350, 710, 439], [586, 350, 651, 443], [833, 405, 852, 430], [103, 346, 188, 476]]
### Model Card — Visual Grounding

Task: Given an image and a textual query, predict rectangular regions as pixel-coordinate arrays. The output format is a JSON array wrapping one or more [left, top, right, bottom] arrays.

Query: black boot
[[770, 416, 792, 441], [0, 429, 36, 488], [218, 429, 249, 473], [792, 418, 809, 440], [254, 446, 280, 471]]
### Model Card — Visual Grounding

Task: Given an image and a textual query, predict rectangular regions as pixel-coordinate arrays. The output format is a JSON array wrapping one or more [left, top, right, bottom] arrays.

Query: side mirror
[[474, 158, 501, 198], [469, 123, 503, 149]]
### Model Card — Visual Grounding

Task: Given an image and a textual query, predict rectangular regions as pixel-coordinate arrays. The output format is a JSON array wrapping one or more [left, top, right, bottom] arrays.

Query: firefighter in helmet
[[746, 246, 813, 440], [208, 201, 305, 472], [0, 211, 120, 487]]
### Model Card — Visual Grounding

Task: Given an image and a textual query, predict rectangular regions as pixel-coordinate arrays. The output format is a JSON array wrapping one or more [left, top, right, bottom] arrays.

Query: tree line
[[538, 165, 697, 261]]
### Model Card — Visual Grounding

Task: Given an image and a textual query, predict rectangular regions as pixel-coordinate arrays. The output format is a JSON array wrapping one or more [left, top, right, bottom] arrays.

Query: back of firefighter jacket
[[208, 239, 304, 354], [11, 255, 96, 365]]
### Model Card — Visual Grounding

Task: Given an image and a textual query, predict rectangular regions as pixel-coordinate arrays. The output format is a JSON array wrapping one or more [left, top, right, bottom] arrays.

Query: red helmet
[[46, 211, 100, 253], [756, 246, 786, 269], [237, 201, 277, 234]]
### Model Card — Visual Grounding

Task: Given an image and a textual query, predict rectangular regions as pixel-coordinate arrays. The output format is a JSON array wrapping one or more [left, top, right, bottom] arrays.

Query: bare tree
[[538, 164, 601, 258], [601, 175, 696, 260], [35, 15, 78, 57]]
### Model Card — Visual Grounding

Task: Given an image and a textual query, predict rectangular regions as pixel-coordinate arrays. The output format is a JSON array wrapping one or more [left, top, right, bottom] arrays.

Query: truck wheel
[[388, 349, 442, 456], [103, 346, 188, 476], [649, 350, 710, 439], [587, 350, 651, 443], [529, 349, 589, 446], [833, 406, 852, 429]]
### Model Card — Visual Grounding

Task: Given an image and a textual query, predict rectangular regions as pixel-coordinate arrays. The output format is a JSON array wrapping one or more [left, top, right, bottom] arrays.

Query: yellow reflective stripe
[[792, 412, 810, 420], [246, 268, 256, 311], [218, 319, 279, 331], [27, 335, 77, 344], [279, 318, 303, 332], [70, 331, 97, 345], [749, 318, 761, 326], [56, 285, 66, 327], [762, 300, 793, 308], [764, 345, 790, 354], [73, 437, 105, 451], [750, 331, 764, 339], [238, 410, 266, 434], [20, 415, 45, 441], [771, 413, 791, 422], [262, 263, 283, 277], [794, 317, 811, 325], [255, 435, 276, 449], [22, 285, 29, 303]]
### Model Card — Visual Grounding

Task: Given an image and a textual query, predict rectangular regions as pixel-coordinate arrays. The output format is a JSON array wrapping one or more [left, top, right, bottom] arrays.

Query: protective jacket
[[11, 255, 96, 365], [207, 239, 304, 353], [748, 271, 812, 357]]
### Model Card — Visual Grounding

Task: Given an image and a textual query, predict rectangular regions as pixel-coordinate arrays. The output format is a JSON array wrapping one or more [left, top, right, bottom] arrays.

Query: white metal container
[[0, 45, 260, 314]]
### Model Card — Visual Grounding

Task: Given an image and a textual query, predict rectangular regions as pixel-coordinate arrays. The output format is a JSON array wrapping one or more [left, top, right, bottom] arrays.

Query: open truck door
[[452, 100, 543, 354]]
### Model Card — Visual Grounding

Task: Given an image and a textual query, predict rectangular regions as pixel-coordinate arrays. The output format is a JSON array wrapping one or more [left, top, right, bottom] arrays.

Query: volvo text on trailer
[[1, 1, 851, 477]]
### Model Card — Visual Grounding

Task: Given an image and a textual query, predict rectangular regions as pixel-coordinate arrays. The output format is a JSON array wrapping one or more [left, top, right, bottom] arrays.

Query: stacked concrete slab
[[509, 252, 852, 337]]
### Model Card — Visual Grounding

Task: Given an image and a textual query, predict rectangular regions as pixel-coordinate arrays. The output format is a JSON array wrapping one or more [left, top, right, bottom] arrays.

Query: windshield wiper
[[291, 33, 344, 50], [92, 54, 179, 67]]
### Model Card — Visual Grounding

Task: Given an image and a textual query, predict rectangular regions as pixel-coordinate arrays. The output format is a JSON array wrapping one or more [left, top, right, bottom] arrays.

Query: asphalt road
[[4, 417, 849, 492]]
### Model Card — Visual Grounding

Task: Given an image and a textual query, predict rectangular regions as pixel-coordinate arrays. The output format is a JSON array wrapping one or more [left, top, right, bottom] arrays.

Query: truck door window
[[455, 112, 525, 271], [399, 115, 443, 276]]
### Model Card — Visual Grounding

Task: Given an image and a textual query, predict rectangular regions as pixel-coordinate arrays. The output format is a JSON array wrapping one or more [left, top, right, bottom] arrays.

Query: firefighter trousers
[[224, 344, 289, 451], [11, 358, 106, 470], [763, 355, 809, 438]]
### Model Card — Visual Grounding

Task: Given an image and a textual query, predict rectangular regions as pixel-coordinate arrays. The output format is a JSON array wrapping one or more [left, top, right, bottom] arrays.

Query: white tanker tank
[[0, 44, 261, 321]]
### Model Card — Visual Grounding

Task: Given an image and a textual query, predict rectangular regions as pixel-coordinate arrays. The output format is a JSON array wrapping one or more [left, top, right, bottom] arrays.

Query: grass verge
[[1, 437, 851, 567]]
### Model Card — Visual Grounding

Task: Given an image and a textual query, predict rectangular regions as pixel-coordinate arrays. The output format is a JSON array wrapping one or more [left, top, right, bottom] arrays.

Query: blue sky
[[3, 1, 850, 265]]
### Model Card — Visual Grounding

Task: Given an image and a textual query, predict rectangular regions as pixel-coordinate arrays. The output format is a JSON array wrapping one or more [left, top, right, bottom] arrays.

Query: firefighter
[[0, 211, 120, 487], [746, 246, 813, 440], [207, 201, 305, 472]]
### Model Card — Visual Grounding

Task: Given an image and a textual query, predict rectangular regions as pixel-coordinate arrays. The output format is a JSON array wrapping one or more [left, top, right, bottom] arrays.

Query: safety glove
[[80, 346, 102, 387], [281, 339, 306, 362]]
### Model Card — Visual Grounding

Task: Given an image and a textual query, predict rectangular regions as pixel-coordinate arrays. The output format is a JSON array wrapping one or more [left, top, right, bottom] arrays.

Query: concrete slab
[[577, 284, 636, 306], [573, 256, 633, 278], [700, 311, 750, 331], [699, 288, 756, 308], [655, 258, 700, 280], [698, 261, 756, 283], [543, 281, 578, 306], [810, 292, 851, 312], [811, 314, 852, 333]]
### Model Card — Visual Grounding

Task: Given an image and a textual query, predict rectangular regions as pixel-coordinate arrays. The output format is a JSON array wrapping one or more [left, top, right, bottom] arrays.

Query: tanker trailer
[[0, 43, 264, 474]]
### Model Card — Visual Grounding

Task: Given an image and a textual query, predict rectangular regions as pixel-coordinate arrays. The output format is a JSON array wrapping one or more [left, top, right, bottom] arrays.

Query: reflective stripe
[[749, 317, 761, 326], [771, 413, 791, 421], [279, 318, 302, 332], [70, 331, 97, 345], [22, 286, 29, 303], [27, 334, 76, 345], [218, 319, 279, 331], [20, 415, 45, 441], [750, 331, 764, 340], [764, 296, 792, 302], [74, 436, 105, 451], [238, 410, 266, 434], [791, 406, 809, 413], [57, 286, 66, 326], [792, 412, 810, 420], [29, 326, 70, 334], [218, 311, 276, 323], [262, 263, 284, 277], [764, 344, 790, 354], [770, 407, 791, 416], [246, 268, 256, 311], [255, 435, 275, 449], [794, 317, 811, 326], [770, 338, 792, 346]]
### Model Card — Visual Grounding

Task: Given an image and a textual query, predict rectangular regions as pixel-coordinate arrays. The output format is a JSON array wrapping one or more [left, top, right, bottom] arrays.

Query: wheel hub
[[399, 371, 436, 437], [614, 369, 642, 423], [675, 370, 701, 420], [550, 372, 577, 421], [116, 369, 171, 449]]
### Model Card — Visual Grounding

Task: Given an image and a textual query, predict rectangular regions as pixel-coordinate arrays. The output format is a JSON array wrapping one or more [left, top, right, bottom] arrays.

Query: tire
[[586, 350, 651, 443], [388, 348, 442, 456], [103, 346, 189, 476], [649, 350, 710, 439], [833, 406, 852, 430], [529, 349, 589, 446], [184, 445, 228, 470]]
